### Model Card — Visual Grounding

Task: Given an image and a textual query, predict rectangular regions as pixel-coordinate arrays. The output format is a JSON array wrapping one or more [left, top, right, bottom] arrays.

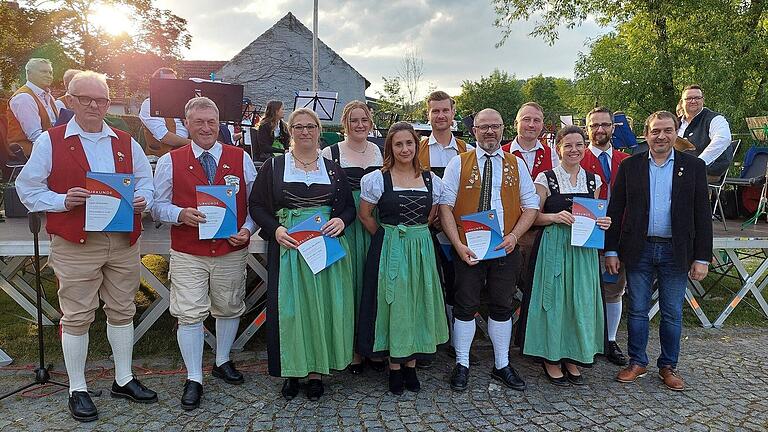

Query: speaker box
[[3, 186, 28, 218]]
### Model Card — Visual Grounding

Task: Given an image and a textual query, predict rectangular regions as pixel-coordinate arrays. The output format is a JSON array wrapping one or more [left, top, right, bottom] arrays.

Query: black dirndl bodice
[[377, 171, 433, 226], [541, 169, 597, 214], [328, 144, 382, 191], [282, 181, 336, 209]]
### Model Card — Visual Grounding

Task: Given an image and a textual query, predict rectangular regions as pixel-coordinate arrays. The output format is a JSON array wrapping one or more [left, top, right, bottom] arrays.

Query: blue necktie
[[598, 152, 611, 184], [199, 151, 217, 185]]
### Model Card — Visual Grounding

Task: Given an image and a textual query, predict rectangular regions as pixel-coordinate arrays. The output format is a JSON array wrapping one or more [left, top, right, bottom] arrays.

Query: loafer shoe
[[68, 391, 98, 422], [181, 380, 203, 411], [281, 378, 300, 400], [542, 363, 569, 387], [111, 378, 158, 403], [561, 365, 584, 386], [659, 366, 685, 391], [491, 365, 526, 391], [347, 362, 364, 375], [306, 379, 324, 401], [616, 364, 648, 383], [606, 341, 628, 366], [212, 361, 244, 385], [450, 364, 469, 391]]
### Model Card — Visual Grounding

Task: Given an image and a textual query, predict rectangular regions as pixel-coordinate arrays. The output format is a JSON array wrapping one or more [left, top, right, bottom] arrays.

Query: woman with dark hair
[[249, 108, 356, 401], [254, 100, 290, 161], [357, 122, 449, 395], [518, 125, 611, 386]]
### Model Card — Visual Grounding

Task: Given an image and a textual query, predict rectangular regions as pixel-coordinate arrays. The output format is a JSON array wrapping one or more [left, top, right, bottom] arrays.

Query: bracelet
[[510, 232, 519, 243]]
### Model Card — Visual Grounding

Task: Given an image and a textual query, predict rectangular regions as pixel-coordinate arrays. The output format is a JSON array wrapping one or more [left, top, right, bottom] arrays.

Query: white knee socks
[[215, 318, 239, 367], [488, 318, 512, 370], [453, 318, 476, 368], [606, 301, 622, 342], [177, 322, 204, 383], [62, 332, 89, 394], [107, 322, 135, 386]]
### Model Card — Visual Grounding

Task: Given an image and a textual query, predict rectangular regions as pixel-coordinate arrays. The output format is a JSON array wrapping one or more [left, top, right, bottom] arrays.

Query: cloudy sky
[[157, 0, 607, 97]]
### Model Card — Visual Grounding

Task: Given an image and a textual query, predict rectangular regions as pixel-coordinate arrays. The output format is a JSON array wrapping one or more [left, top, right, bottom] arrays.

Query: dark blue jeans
[[625, 241, 688, 369]]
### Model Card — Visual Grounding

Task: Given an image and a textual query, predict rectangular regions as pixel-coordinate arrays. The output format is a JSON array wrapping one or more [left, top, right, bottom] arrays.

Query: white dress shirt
[[427, 134, 473, 167], [678, 111, 732, 165], [9, 81, 58, 143], [152, 141, 257, 234], [16, 119, 154, 213], [139, 98, 188, 141], [440, 146, 539, 233], [506, 137, 560, 175]]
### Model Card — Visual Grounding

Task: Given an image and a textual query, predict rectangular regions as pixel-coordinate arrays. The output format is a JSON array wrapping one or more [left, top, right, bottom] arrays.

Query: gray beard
[[477, 140, 500, 153]]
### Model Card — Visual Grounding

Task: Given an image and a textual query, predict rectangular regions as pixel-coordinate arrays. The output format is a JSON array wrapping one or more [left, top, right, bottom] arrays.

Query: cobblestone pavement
[[1, 327, 767, 431]]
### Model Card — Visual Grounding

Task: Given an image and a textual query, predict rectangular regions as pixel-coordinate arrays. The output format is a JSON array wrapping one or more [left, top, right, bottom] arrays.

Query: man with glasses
[[139, 67, 191, 157], [16, 71, 157, 422], [6, 58, 59, 157], [678, 85, 732, 182], [439, 108, 539, 392], [582, 107, 630, 366]]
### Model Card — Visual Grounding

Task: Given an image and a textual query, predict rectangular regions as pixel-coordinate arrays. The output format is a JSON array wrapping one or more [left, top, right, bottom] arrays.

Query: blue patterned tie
[[598, 151, 611, 185], [199, 151, 216, 185]]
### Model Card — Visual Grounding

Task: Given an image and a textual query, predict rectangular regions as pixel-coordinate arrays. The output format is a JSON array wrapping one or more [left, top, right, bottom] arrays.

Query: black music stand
[[293, 91, 338, 121]]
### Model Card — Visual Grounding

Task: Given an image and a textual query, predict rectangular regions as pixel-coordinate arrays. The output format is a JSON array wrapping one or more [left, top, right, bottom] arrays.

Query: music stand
[[293, 91, 338, 121]]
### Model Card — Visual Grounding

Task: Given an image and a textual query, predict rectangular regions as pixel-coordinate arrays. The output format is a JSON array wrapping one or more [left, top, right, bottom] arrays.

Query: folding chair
[[0, 348, 12, 367], [710, 139, 741, 230], [724, 147, 768, 229]]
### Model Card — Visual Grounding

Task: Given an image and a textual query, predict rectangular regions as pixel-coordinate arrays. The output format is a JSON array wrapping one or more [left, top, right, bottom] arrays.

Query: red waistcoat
[[170, 144, 248, 256], [501, 140, 554, 179], [581, 148, 629, 200], [47, 124, 141, 245]]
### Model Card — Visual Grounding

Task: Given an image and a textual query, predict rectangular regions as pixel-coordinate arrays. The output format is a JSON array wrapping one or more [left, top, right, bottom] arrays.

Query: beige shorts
[[169, 248, 248, 325], [49, 233, 140, 335]]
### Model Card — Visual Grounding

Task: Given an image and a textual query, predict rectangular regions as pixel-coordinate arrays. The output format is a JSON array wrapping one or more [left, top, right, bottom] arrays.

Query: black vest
[[681, 107, 732, 174]]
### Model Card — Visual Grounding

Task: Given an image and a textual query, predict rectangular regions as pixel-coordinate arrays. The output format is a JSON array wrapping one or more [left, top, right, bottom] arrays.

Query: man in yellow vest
[[6, 58, 59, 157], [139, 67, 191, 157], [439, 108, 539, 392]]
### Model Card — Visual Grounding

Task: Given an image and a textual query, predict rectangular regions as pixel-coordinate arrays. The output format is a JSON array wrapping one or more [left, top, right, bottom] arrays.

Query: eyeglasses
[[684, 96, 703, 102], [70, 94, 110, 108], [291, 124, 318, 132], [473, 124, 503, 132], [588, 123, 613, 130]]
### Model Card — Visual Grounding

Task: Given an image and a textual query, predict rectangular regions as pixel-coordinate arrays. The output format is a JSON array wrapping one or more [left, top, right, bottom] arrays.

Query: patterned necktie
[[199, 151, 217, 185], [598, 151, 611, 184], [478, 154, 494, 212]]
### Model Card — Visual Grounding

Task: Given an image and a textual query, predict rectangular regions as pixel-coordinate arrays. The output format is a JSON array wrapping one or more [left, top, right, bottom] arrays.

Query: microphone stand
[[0, 212, 68, 400]]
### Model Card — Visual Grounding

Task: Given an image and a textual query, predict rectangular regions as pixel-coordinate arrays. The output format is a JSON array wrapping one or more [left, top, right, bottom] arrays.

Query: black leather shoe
[[281, 378, 300, 400], [606, 341, 628, 366], [562, 365, 585, 386], [389, 368, 404, 395], [212, 361, 244, 385], [402, 366, 420, 392], [415, 359, 433, 369], [111, 378, 158, 403], [181, 380, 203, 411], [68, 391, 98, 422], [367, 358, 386, 372], [491, 365, 526, 391], [347, 362, 364, 375], [306, 379, 324, 401], [450, 364, 469, 391], [542, 363, 569, 387]]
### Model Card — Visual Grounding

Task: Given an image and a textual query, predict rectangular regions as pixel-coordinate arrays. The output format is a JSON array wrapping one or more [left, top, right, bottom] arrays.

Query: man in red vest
[[581, 106, 630, 366], [501, 102, 559, 179], [151, 96, 256, 411], [15, 71, 157, 422], [6, 58, 59, 157]]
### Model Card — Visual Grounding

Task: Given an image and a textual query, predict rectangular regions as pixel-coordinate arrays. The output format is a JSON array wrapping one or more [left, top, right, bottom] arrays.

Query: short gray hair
[[68, 71, 109, 96], [184, 96, 219, 118], [62, 69, 83, 87], [25, 58, 52, 77]]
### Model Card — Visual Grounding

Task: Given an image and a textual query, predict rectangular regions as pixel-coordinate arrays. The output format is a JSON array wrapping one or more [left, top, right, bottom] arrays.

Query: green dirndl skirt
[[277, 206, 354, 376], [367, 223, 449, 359], [523, 223, 604, 365]]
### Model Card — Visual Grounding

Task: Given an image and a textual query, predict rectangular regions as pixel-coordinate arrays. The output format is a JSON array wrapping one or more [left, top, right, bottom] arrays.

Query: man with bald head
[[439, 108, 539, 392], [16, 71, 157, 422]]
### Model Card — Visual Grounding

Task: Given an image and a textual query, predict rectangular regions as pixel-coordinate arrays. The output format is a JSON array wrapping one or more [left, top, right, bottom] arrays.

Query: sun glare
[[88, 3, 137, 36]]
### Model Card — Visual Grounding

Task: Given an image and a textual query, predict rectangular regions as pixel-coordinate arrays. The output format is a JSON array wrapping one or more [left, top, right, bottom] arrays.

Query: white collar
[[64, 119, 117, 139], [428, 133, 458, 150], [508, 137, 543, 153], [25, 81, 48, 96], [589, 145, 613, 158], [476, 145, 504, 158], [191, 141, 222, 159]]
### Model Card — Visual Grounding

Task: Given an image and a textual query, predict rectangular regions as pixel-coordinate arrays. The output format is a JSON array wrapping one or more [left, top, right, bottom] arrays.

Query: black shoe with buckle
[[110, 378, 158, 403], [606, 341, 628, 366], [212, 361, 244, 385], [450, 364, 469, 391], [281, 378, 300, 400], [68, 391, 98, 422], [180, 380, 202, 411], [491, 365, 526, 391]]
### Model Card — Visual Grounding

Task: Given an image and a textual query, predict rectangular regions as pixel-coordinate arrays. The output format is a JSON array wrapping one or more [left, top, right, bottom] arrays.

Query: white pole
[[312, 0, 319, 92]]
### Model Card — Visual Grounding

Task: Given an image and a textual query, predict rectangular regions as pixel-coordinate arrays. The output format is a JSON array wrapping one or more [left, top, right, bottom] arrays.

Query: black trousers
[[452, 246, 522, 322]]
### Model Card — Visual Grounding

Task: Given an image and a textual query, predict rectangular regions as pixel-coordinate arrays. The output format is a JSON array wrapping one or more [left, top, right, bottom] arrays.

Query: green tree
[[0, 4, 62, 91], [521, 75, 575, 124], [455, 69, 523, 138]]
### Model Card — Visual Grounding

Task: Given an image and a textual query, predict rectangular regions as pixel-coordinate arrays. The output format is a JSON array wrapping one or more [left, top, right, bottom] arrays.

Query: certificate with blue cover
[[571, 197, 607, 249], [460, 209, 506, 261], [85, 172, 135, 232], [196, 185, 238, 239], [287, 212, 347, 274]]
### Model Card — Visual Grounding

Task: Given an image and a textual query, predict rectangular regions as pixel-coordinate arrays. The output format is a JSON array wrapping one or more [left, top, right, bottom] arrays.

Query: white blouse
[[360, 170, 443, 205], [533, 165, 602, 198], [320, 141, 383, 168], [283, 152, 331, 185]]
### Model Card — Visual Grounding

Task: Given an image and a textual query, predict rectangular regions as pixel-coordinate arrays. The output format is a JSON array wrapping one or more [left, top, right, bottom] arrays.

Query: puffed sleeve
[[359, 170, 384, 204], [430, 172, 443, 204], [533, 171, 551, 198]]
